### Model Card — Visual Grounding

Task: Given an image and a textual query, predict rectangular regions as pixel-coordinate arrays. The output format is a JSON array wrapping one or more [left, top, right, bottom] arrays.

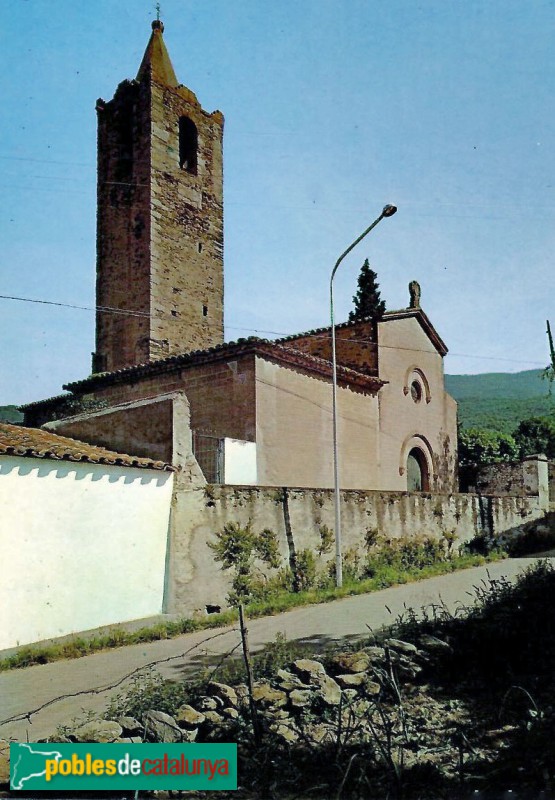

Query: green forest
[[2, 370, 554, 432], [445, 368, 550, 400], [0, 405, 23, 423], [445, 369, 554, 433], [445, 370, 555, 485]]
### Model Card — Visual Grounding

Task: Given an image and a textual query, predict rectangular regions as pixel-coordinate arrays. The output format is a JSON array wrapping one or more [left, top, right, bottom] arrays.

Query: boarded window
[[179, 116, 198, 174]]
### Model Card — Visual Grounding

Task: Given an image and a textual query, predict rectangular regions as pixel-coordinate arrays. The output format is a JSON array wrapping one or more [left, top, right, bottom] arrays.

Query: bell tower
[[93, 20, 224, 373]]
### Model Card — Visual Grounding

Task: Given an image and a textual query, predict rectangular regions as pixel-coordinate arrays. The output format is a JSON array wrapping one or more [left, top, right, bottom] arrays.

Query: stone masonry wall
[[45, 395, 174, 464], [84, 356, 256, 442], [284, 320, 379, 375], [44, 393, 206, 481], [94, 66, 224, 373], [24, 354, 258, 443], [95, 78, 152, 372], [149, 77, 224, 359], [477, 456, 550, 509], [167, 484, 546, 614]]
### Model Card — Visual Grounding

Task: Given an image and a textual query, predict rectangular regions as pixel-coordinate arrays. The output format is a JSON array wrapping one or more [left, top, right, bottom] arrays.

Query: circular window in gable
[[410, 380, 422, 403]]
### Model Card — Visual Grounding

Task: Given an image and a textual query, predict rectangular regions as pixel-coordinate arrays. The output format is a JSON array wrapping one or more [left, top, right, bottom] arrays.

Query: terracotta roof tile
[[0, 424, 174, 472], [261, 342, 384, 391], [20, 332, 386, 413], [275, 309, 448, 357], [54, 336, 383, 395]]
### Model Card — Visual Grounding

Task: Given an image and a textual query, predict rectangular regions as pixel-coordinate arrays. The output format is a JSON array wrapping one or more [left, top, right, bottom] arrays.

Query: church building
[[22, 20, 458, 494]]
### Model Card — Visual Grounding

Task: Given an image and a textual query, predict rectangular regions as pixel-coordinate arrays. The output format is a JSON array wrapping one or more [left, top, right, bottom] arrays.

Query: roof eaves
[[19, 393, 72, 412], [0, 424, 175, 472], [274, 316, 376, 345], [62, 337, 266, 394], [256, 342, 384, 391]]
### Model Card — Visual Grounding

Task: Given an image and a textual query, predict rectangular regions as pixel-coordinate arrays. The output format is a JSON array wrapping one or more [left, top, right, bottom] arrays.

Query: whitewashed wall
[[223, 438, 257, 485], [0, 456, 174, 650]]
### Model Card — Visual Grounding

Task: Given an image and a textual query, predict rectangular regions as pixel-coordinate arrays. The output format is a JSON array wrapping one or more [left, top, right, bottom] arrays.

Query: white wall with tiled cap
[[0, 456, 173, 650]]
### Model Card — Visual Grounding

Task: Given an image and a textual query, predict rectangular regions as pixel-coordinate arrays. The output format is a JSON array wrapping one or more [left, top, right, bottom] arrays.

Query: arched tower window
[[179, 116, 198, 174], [406, 447, 430, 492]]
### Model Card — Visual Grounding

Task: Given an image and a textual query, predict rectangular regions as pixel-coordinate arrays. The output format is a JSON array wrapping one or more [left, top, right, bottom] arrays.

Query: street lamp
[[330, 204, 397, 588]]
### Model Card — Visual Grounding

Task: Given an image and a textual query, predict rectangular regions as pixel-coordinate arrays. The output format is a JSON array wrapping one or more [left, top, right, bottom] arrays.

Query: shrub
[[209, 522, 281, 604], [325, 546, 363, 584], [363, 534, 449, 578], [505, 520, 555, 556], [293, 549, 317, 591], [106, 670, 194, 722], [317, 524, 334, 556], [462, 532, 507, 557], [513, 415, 555, 459]]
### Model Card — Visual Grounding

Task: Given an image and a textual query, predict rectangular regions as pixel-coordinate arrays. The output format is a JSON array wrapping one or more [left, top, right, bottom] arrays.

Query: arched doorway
[[406, 447, 430, 491]]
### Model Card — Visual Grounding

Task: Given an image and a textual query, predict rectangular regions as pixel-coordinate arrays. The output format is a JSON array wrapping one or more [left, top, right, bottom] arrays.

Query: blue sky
[[1, 0, 554, 405]]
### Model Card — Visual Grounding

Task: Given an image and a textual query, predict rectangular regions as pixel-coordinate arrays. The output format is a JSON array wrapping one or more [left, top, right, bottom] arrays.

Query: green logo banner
[[10, 742, 237, 791]]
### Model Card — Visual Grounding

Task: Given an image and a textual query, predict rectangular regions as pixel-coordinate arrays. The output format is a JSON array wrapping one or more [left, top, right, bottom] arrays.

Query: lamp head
[[382, 204, 397, 218]]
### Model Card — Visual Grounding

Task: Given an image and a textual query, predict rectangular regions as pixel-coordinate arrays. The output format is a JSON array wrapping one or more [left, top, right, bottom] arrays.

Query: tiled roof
[[17, 337, 262, 409], [274, 316, 376, 344], [18, 393, 71, 411], [275, 308, 448, 357], [25, 336, 383, 397], [0, 423, 174, 471], [265, 343, 383, 391], [18, 311, 443, 413]]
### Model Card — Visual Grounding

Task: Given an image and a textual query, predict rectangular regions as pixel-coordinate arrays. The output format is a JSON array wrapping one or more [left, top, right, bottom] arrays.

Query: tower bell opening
[[179, 116, 198, 173]]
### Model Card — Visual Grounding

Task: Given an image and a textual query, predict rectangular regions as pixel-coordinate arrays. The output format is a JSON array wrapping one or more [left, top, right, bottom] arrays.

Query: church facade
[[22, 21, 458, 494]]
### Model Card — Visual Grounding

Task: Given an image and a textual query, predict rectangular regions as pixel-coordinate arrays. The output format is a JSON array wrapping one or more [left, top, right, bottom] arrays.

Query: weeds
[[1, 549, 505, 673], [208, 521, 281, 604], [505, 521, 555, 556], [32, 563, 555, 799], [364, 534, 450, 577], [106, 669, 195, 721], [317, 524, 334, 555]]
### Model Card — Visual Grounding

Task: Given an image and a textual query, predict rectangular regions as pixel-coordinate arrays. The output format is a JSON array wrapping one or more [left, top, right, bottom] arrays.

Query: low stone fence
[[166, 484, 547, 615], [476, 455, 550, 507]]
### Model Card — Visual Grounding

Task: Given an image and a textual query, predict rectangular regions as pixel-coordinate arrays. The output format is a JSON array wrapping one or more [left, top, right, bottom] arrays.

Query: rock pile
[[0, 634, 518, 794], [38, 638, 453, 748]]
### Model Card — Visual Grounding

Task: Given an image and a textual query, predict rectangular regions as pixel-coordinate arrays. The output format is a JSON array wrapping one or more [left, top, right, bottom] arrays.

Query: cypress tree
[[348, 259, 386, 322]]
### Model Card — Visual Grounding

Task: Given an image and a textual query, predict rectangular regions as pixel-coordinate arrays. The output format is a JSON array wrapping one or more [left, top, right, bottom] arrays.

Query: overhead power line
[[0, 292, 547, 367], [0, 294, 151, 318]]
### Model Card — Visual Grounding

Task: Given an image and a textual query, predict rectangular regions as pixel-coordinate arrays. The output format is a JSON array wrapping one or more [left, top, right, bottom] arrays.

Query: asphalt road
[[0, 555, 551, 743]]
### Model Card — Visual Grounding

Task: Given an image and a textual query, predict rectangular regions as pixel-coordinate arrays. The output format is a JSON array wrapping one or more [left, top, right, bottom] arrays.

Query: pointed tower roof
[[137, 20, 179, 87]]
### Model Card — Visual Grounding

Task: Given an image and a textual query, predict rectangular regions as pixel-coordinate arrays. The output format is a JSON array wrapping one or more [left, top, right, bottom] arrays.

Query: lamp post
[[330, 204, 397, 588]]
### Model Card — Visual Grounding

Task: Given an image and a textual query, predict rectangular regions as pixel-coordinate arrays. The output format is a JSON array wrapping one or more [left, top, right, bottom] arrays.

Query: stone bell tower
[[93, 20, 224, 373]]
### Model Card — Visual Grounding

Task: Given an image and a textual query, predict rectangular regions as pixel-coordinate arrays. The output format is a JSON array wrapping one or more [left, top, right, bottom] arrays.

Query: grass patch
[[102, 559, 555, 799], [0, 550, 504, 672], [105, 631, 312, 722]]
